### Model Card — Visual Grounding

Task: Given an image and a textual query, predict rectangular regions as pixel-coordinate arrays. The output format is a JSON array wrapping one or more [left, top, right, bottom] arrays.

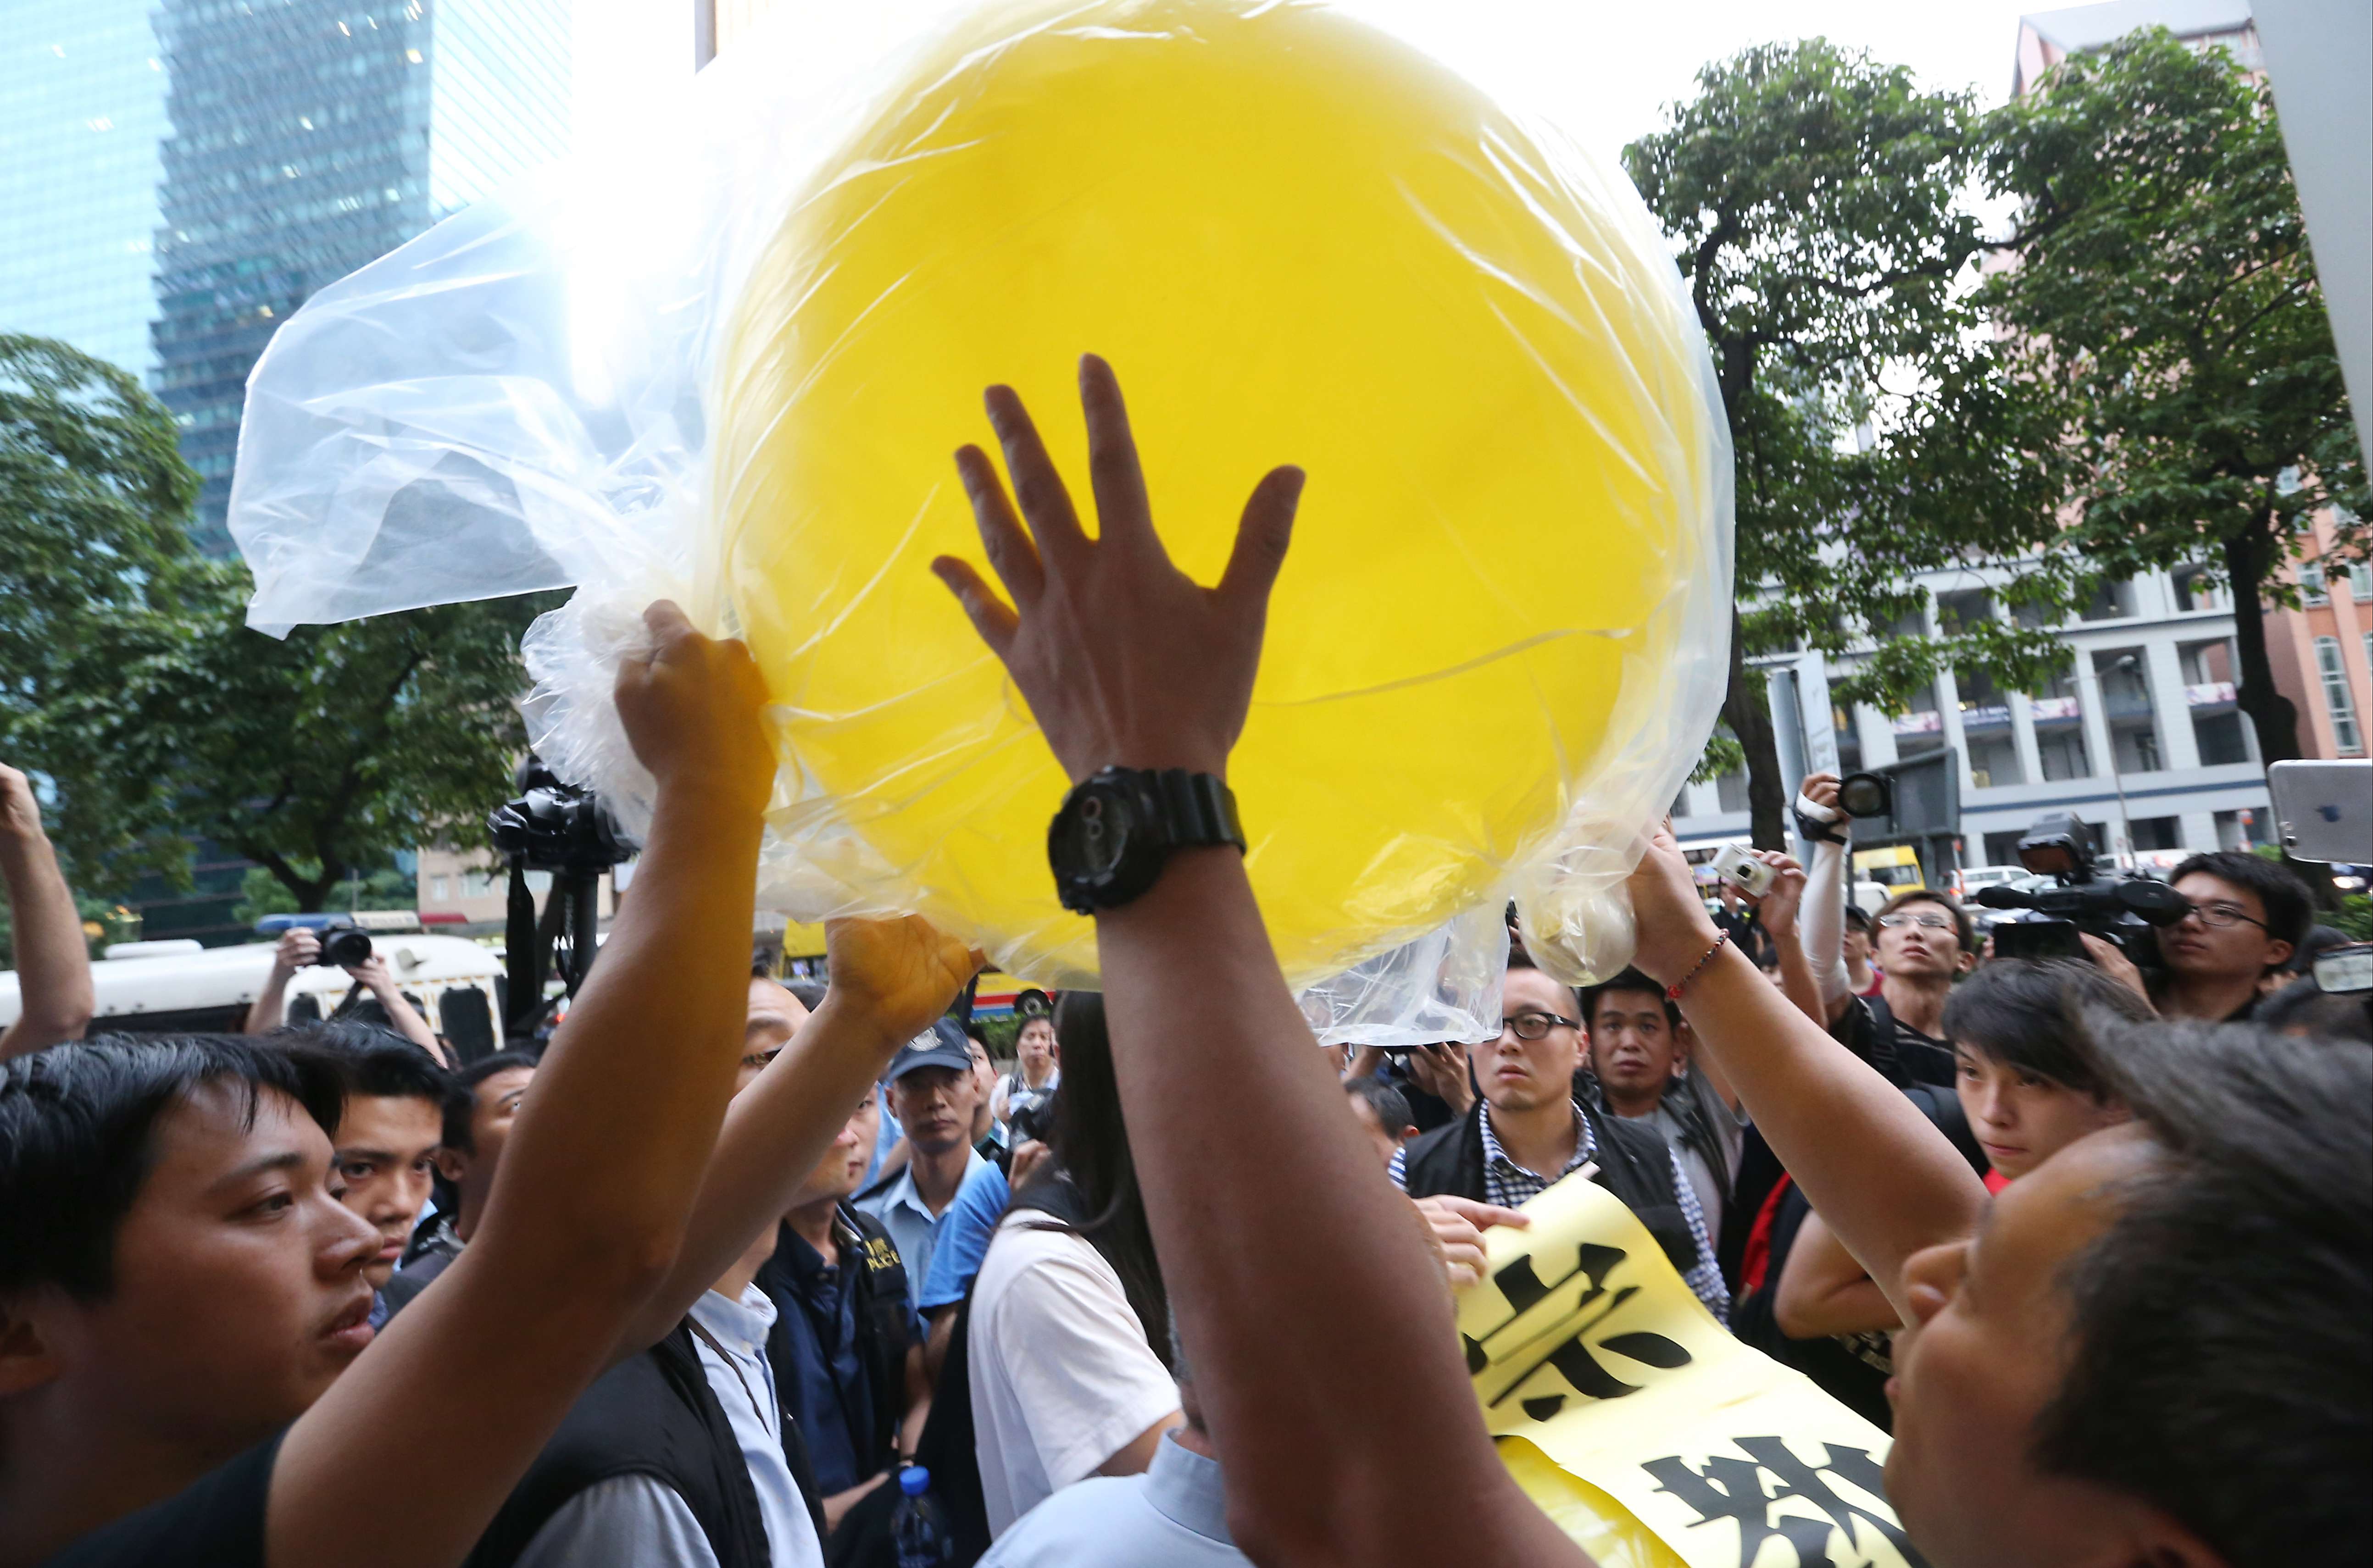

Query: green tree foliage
[[1983, 28, 2368, 764], [230, 863, 417, 927], [1625, 42, 2069, 846], [0, 333, 556, 911]]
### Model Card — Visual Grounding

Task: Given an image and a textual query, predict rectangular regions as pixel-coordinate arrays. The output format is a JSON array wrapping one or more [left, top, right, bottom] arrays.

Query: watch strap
[[1147, 768, 1246, 853]]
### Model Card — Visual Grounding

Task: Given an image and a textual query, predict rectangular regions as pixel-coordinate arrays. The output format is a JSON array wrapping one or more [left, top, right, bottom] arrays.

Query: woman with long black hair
[[967, 992, 1182, 1538]]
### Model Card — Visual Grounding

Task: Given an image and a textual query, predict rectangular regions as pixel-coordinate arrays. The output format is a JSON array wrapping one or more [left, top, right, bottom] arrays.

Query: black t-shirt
[[44, 1430, 282, 1568], [1831, 994, 1955, 1088]]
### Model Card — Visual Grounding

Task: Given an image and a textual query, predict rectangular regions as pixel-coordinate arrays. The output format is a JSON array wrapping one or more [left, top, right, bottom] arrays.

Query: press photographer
[[243, 920, 449, 1067], [1974, 820, 2313, 1023]]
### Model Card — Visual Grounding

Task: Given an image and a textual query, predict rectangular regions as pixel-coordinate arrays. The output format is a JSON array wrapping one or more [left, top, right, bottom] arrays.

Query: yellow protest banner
[[1460, 1174, 1927, 1568]]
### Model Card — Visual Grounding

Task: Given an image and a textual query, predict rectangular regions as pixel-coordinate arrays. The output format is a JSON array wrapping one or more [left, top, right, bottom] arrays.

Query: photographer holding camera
[[244, 925, 450, 1067], [2151, 851, 2314, 1023], [1788, 770, 1967, 1086]]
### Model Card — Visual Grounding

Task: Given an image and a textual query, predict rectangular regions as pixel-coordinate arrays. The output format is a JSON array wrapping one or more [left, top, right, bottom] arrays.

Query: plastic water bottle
[[892, 1465, 952, 1568]]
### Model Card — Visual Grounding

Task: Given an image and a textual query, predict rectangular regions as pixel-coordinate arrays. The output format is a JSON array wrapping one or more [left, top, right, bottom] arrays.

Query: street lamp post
[[2108, 653, 2141, 866]]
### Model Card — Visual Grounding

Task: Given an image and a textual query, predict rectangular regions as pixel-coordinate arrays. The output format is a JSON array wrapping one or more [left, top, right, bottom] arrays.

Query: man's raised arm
[[266, 603, 778, 1568], [1623, 825, 1985, 1319], [615, 914, 981, 1356], [931, 357, 1583, 1568], [0, 764, 93, 1060]]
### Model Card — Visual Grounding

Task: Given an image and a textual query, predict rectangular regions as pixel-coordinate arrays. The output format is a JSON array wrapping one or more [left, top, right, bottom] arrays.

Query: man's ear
[[432, 1147, 467, 1184], [0, 1296, 66, 1399], [2262, 938, 2295, 974]]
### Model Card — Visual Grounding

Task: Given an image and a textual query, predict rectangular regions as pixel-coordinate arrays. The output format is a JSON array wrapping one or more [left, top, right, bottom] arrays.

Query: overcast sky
[[575, 0, 2051, 170]]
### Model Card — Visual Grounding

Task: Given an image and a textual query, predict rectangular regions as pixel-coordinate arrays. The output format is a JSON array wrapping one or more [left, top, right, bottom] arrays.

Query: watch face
[[1055, 782, 1137, 878]]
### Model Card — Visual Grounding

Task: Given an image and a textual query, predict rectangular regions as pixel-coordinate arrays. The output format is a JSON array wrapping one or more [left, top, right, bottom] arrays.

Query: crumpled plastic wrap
[[228, 0, 1733, 1044]]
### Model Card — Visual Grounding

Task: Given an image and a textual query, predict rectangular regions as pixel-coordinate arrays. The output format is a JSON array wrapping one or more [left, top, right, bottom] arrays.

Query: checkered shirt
[[1391, 1099, 1729, 1321]]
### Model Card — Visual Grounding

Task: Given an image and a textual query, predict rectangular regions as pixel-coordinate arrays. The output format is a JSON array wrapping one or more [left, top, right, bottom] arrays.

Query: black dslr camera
[[487, 761, 638, 876], [1972, 813, 2189, 970], [489, 759, 639, 1042], [311, 919, 377, 969]]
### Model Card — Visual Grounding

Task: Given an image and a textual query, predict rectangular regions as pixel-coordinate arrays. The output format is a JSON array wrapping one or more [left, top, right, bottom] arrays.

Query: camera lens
[[319, 929, 375, 967], [1838, 773, 1890, 820]]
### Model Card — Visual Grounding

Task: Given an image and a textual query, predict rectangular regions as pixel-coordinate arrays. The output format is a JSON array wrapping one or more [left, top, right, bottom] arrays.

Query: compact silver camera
[[1712, 842, 1776, 898]]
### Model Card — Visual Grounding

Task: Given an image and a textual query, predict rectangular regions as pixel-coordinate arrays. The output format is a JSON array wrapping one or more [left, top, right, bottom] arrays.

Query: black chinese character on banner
[[1642, 1438, 1928, 1568], [1464, 1242, 1691, 1418]]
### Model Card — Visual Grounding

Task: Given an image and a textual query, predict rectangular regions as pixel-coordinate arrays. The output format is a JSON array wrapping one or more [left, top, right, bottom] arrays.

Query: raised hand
[[1625, 822, 1725, 987], [1747, 850, 1809, 940], [271, 926, 322, 975], [613, 601, 774, 813], [930, 355, 1305, 783], [822, 916, 985, 1046]]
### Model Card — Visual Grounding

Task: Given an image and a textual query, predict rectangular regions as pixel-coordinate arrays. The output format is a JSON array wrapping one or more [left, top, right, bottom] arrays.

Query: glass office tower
[[0, 0, 172, 376], [151, 0, 569, 549]]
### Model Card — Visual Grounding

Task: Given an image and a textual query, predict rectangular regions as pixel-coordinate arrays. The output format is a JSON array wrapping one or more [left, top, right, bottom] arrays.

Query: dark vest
[[1400, 1100, 1701, 1275], [464, 1322, 772, 1568], [757, 1202, 914, 1496]]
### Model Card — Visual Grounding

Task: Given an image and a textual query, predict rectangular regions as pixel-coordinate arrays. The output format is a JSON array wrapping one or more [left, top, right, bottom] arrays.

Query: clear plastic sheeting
[[228, 0, 1734, 1042]]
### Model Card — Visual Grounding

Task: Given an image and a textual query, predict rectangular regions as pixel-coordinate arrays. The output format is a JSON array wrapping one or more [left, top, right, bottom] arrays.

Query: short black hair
[[0, 1035, 349, 1300], [1343, 1075, 1414, 1135], [2167, 850, 2314, 952], [1874, 887, 1975, 953], [286, 1021, 452, 1106], [1940, 959, 2153, 1095], [1580, 968, 1678, 1031], [2253, 976, 2373, 1045], [443, 1051, 537, 1152], [2041, 1017, 2371, 1561]]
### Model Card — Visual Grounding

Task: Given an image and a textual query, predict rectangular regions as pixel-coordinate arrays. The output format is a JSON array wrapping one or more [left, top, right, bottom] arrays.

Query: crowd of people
[[0, 359, 2365, 1568]]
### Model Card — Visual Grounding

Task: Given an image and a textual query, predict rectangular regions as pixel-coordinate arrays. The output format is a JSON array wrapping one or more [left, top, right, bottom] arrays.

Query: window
[[2079, 578, 2137, 622], [2316, 637, 2363, 754], [2350, 561, 2373, 601], [2301, 563, 2329, 607], [2170, 563, 2223, 611]]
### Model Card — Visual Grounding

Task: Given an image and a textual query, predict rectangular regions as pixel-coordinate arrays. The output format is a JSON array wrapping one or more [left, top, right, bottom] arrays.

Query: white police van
[[0, 911, 507, 1060]]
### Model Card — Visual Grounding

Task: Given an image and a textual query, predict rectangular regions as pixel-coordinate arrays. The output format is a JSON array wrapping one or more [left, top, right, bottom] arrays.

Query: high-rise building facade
[[0, 0, 172, 376], [151, 0, 569, 550]]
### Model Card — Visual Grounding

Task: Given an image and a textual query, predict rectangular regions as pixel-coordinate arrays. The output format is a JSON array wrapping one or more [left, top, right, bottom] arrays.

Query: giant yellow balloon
[[712, 0, 1720, 985]]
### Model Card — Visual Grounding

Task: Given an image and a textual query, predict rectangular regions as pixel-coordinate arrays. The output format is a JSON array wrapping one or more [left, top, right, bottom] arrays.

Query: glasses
[[2179, 900, 2266, 932], [1877, 913, 1954, 932], [1501, 1010, 1580, 1042]]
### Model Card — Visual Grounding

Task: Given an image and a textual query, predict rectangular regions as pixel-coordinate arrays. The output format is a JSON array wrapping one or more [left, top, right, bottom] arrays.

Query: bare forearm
[[1774, 1215, 1903, 1338], [617, 992, 904, 1353], [1677, 944, 1982, 1316], [242, 970, 293, 1037], [1098, 851, 1576, 1565], [0, 832, 93, 1058], [373, 984, 451, 1067], [472, 787, 763, 1282]]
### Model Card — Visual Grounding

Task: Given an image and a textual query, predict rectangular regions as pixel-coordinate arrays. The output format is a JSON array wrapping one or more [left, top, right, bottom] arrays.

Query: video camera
[[489, 759, 639, 1043], [1971, 813, 2189, 969]]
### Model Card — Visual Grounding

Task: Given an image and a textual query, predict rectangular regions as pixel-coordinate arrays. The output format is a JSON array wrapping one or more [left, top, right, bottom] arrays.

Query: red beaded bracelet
[[1665, 929, 1730, 1002]]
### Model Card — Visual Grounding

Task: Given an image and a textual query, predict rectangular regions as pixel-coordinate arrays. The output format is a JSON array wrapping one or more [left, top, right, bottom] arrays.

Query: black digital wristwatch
[[1047, 767, 1246, 914]]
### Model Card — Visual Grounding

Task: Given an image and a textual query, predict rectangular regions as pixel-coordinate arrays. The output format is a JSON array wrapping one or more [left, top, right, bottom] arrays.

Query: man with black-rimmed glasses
[[2151, 851, 2312, 1023], [1390, 956, 1729, 1319]]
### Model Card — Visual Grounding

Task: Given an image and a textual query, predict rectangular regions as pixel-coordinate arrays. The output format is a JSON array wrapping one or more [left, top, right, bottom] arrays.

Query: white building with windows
[[1677, 560, 2292, 870]]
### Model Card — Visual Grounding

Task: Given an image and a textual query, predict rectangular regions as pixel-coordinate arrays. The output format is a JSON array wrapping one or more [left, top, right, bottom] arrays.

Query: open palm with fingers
[[929, 354, 1305, 784]]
